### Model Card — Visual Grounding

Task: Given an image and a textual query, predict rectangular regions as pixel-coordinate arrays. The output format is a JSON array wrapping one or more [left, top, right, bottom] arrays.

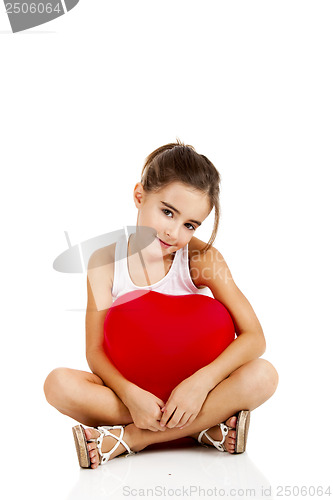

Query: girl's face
[[133, 181, 212, 257]]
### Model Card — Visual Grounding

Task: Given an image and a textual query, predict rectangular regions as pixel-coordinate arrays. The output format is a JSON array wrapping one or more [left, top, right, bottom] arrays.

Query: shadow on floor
[[66, 439, 273, 500]]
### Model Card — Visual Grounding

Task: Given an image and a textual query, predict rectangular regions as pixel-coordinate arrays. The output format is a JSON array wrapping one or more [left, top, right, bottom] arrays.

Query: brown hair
[[140, 139, 221, 253]]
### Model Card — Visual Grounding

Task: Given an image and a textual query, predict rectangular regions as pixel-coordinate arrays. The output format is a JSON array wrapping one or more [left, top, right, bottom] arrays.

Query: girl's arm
[[190, 241, 266, 392]]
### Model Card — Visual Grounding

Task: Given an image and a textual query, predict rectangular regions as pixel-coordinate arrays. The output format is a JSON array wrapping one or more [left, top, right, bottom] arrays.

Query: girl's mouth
[[157, 237, 172, 248]]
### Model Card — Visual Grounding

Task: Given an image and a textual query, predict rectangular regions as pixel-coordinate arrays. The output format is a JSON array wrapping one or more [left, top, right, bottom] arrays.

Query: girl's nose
[[165, 225, 179, 242]]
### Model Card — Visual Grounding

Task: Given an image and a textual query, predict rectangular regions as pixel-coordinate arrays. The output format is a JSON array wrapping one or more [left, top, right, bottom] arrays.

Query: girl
[[44, 140, 279, 469]]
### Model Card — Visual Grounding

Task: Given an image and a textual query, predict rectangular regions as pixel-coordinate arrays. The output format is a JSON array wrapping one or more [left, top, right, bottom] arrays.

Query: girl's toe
[[226, 436, 235, 452], [225, 416, 237, 428], [85, 428, 93, 440], [85, 427, 100, 441]]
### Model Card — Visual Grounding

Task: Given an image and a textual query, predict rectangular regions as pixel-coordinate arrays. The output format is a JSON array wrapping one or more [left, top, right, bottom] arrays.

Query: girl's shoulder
[[88, 242, 116, 274], [188, 236, 232, 289], [87, 243, 116, 306], [188, 236, 209, 255], [188, 238, 264, 340], [188, 236, 221, 264]]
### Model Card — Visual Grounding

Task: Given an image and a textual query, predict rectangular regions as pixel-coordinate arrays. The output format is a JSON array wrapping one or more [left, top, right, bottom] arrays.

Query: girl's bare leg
[[83, 358, 279, 468], [43, 368, 133, 427]]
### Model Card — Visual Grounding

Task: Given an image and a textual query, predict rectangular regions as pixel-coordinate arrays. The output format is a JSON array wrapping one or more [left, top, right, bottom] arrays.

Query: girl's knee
[[43, 367, 72, 405], [253, 358, 279, 394], [237, 358, 278, 396]]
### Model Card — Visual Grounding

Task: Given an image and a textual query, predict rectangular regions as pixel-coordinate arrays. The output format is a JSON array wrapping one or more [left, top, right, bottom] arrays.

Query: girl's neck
[[127, 233, 175, 287], [128, 233, 175, 266]]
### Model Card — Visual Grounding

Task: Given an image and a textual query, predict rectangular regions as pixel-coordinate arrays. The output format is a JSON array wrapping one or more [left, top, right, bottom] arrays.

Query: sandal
[[72, 424, 136, 468], [197, 410, 250, 454]]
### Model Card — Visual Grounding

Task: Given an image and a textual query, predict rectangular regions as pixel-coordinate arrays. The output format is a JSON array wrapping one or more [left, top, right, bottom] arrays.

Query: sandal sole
[[234, 410, 250, 454], [72, 424, 91, 468]]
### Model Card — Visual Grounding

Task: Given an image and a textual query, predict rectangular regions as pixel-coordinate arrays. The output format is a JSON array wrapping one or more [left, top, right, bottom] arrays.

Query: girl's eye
[[162, 209, 196, 231]]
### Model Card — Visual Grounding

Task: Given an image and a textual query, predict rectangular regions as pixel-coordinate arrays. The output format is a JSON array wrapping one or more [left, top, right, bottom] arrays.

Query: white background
[[1, 1, 332, 499]]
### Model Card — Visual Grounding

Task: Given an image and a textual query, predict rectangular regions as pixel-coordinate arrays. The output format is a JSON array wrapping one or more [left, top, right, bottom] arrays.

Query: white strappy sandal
[[72, 424, 136, 468], [197, 410, 250, 454]]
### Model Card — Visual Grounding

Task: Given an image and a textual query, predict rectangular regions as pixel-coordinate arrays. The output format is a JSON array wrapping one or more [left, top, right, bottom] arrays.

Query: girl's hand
[[159, 375, 210, 430], [123, 385, 166, 432]]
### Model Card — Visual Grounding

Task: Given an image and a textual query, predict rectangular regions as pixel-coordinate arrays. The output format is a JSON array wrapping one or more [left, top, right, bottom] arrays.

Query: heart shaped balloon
[[104, 290, 235, 402]]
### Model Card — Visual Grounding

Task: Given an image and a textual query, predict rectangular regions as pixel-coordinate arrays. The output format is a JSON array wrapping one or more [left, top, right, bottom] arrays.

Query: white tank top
[[111, 231, 213, 302]]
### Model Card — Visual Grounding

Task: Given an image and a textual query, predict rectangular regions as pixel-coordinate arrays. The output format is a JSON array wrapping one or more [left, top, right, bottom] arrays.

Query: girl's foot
[[190, 416, 237, 453], [85, 424, 140, 469]]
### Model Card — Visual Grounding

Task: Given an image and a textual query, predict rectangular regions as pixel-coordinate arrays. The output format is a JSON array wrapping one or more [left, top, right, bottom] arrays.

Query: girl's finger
[[155, 421, 166, 431], [179, 414, 196, 429], [166, 408, 185, 429], [176, 413, 190, 428], [158, 399, 166, 409], [159, 405, 176, 427]]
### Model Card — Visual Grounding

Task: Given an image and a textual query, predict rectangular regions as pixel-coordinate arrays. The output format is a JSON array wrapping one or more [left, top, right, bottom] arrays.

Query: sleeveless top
[[111, 231, 213, 302]]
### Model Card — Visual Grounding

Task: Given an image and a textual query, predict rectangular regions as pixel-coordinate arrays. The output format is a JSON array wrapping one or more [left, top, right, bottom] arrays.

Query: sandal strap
[[198, 423, 230, 452], [89, 425, 136, 465]]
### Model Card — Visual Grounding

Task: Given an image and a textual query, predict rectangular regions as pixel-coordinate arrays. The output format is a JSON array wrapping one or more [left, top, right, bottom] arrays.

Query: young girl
[[44, 140, 279, 469]]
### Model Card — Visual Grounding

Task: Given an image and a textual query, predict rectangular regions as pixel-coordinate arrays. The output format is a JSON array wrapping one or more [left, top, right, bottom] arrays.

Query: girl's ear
[[133, 182, 145, 208]]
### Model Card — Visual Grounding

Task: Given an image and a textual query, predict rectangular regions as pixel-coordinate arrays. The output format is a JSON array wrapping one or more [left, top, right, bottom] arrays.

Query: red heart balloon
[[104, 290, 235, 402]]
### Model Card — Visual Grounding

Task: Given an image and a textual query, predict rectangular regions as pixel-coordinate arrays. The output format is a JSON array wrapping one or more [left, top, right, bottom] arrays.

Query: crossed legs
[[44, 358, 278, 466]]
